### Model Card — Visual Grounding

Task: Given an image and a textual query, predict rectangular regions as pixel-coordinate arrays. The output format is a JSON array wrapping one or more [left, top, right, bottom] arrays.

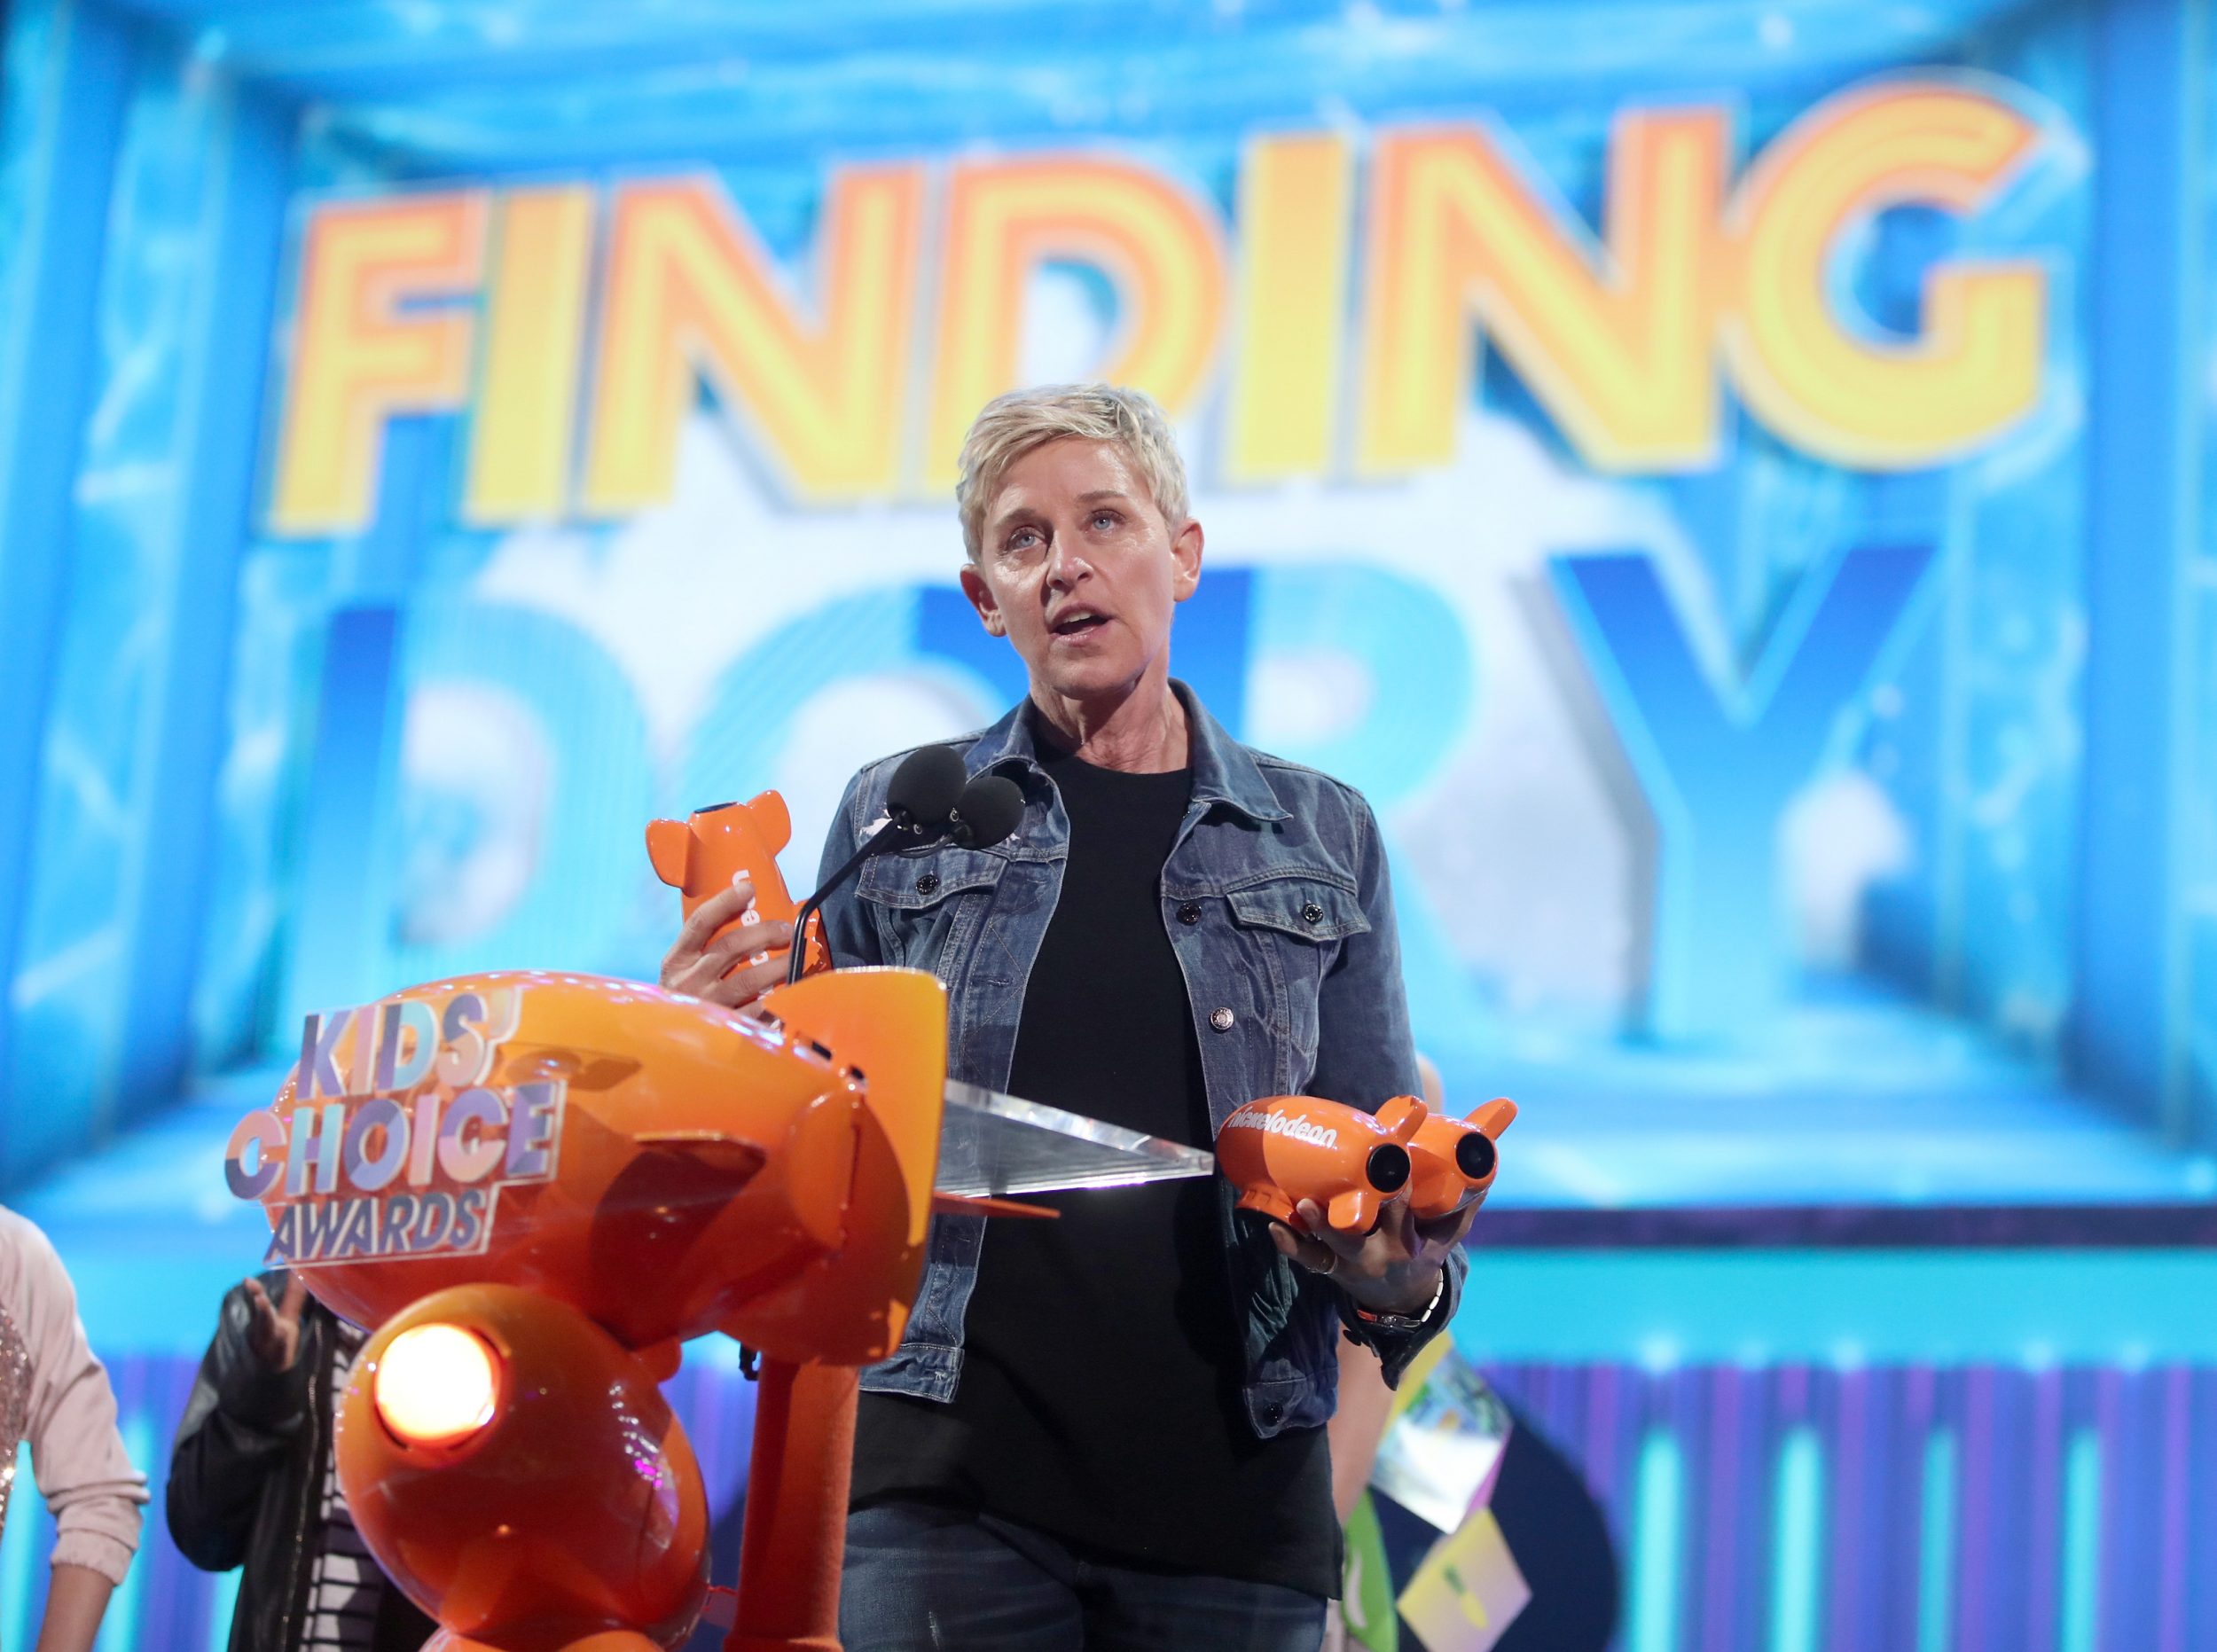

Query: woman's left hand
[[1269, 1195, 1477, 1316]]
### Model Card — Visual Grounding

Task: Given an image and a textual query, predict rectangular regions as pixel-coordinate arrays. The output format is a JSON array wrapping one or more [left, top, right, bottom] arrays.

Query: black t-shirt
[[850, 745, 1339, 1598]]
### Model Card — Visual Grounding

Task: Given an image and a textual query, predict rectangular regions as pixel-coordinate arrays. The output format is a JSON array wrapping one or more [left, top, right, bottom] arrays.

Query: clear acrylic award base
[[936, 1080, 1216, 1197]]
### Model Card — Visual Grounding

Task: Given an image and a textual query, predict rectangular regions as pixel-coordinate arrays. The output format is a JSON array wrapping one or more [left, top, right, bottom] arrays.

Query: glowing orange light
[[374, 1324, 501, 1448]]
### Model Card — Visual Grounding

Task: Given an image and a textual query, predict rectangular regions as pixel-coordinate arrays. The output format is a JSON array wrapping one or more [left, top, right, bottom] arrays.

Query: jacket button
[[1301, 901, 1323, 925], [1210, 1007, 1235, 1032], [1177, 901, 1202, 926], [915, 872, 939, 896]]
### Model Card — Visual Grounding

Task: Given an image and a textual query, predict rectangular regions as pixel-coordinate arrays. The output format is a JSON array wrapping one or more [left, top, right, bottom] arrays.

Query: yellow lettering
[[1722, 80, 2047, 468], [583, 167, 924, 512], [927, 157, 1226, 490], [464, 187, 595, 525], [1357, 110, 1726, 475], [1226, 132, 1352, 482], [270, 194, 485, 536]]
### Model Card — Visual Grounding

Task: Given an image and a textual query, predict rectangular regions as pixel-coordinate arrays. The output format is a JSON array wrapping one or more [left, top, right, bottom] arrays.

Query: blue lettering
[[287, 1199, 349, 1262], [378, 999, 439, 1091], [262, 1204, 299, 1266], [448, 1186, 489, 1253], [342, 1097, 408, 1192], [412, 1191, 454, 1249], [225, 1110, 285, 1200], [388, 604, 653, 983], [332, 1197, 380, 1258], [295, 1008, 351, 1100], [381, 1192, 419, 1251], [501, 1081, 562, 1181], [286, 1102, 347, 1197], [1548, 542, 1931, 1037], [437, 1087, 507, 1182]]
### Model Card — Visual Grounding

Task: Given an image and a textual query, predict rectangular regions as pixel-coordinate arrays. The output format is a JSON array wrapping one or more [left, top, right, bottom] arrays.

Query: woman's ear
[[960, 563, 1007, 636], [1170, 517, 1204, 602]]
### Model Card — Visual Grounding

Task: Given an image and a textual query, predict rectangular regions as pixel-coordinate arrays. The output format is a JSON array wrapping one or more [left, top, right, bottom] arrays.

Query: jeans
[[840, 1501, 1329, 1652]]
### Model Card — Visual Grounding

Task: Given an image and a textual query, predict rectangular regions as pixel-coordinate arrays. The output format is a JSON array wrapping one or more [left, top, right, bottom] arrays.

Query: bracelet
[[1351, 1266, 1445, 1329]]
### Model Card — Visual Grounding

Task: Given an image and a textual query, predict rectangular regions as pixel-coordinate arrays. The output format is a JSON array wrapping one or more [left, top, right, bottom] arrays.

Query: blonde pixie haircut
[[956, 383, 1191, 561]]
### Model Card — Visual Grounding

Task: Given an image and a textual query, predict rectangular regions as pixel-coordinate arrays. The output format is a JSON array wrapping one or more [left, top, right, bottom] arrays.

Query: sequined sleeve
[[0, 1211, 147, 1585]]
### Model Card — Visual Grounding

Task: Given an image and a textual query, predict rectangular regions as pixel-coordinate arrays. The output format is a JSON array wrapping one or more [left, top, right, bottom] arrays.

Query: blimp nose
[[372, 1323, 501, 1450], [1365, 1142, 1411, 1194], [1454, 1131, 1497, 1182]]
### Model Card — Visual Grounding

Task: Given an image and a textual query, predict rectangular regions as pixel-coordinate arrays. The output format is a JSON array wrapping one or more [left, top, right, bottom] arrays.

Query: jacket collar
[[966, 679, 1290, 823]]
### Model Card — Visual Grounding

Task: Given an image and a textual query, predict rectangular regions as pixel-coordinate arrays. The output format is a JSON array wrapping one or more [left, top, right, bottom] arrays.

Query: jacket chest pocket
[[1222, 873, 1367, 1059], [857, 847, 1007, 982]]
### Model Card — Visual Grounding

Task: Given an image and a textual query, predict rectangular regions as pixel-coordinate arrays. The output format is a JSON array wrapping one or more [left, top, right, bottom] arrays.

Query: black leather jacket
[[165, 1274, 435, 1652]]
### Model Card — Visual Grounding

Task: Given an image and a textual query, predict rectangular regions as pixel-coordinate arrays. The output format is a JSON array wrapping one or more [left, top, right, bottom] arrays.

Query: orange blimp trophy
[[223, 764, 1040, 1652], [231, 963, 961, 1651]]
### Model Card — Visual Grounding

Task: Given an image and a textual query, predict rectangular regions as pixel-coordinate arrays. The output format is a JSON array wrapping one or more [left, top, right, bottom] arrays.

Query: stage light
[[375, 1324, 501, 1447]]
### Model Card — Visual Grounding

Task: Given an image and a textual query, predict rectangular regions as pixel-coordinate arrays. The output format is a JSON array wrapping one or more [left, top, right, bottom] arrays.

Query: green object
[[1340, 1491, 1400, 1652]]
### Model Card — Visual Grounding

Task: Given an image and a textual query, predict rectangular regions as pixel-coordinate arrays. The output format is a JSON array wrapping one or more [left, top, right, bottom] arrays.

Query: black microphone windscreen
[[950, 774, 1023, 849], [887, 745, 967, 826]]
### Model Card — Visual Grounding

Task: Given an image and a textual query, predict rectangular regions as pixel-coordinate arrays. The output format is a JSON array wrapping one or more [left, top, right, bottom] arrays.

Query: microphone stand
[[785, 818, 942, 986]]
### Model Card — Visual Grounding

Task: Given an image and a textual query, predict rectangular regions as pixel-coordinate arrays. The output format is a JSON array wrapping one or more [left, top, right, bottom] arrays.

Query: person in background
[[0, 1207, 147, 1652], [1323, 1057, 1444, 1652], [1321, 1059, 1619, 1650], [168, 1272, 434, 1652], [1324, 1055, 1452, 1528]]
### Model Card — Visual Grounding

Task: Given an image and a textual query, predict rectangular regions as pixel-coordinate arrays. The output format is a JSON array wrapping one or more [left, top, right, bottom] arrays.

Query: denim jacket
[[814, 683, 1465, 1439]]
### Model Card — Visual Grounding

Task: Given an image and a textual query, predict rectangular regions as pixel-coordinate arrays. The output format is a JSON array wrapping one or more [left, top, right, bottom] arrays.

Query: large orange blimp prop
[[229, 959, 956, 1651]]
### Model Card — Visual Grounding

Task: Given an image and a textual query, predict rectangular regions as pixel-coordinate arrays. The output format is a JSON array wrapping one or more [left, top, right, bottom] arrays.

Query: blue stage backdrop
[[2, 1, 2216, 1648], [4, 0, 2208, 1214]]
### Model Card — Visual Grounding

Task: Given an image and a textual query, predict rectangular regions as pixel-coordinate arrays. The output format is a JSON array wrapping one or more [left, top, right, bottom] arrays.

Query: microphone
[[948, 775, 1022, 849], [885, 744, 966, 833], [785, 750, 1022, 984]]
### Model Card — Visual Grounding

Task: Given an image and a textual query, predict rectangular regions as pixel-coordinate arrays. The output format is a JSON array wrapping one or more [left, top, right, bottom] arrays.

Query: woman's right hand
[[658, 874, 795, 1009]]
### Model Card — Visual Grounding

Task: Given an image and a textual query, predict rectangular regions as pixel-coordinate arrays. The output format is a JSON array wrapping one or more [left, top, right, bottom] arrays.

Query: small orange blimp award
[[646, 791, 830, 977], [1215, 1092, 1516, 1232]]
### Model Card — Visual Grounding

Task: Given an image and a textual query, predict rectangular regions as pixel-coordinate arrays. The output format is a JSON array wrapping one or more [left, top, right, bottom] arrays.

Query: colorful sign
[[265, 74, 2060, 536], [224, 987, 566, 1267], [0, 0, 2104, 1209], [1397, 1508, 1532, 1652]]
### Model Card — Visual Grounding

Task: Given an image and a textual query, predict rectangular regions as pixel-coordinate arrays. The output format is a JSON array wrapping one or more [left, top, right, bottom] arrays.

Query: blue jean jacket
[[814, 683, 1465, 1438]]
